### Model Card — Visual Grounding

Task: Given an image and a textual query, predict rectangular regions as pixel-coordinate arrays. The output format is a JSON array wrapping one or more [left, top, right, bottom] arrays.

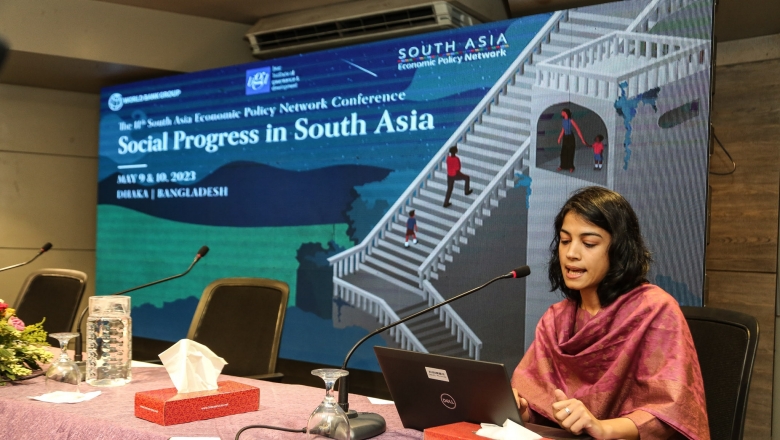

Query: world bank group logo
[[108, 93, 124, 111], [245, 67, 271, 95]]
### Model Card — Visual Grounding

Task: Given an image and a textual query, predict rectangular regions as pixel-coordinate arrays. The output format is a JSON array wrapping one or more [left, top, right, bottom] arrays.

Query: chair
[[681, 306, 759, 440], [13, 269, 88, 345], [187, 278, 289, 381]]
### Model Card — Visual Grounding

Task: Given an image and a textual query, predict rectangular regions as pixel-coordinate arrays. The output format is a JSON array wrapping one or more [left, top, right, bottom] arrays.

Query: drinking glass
[[45, 332, 82, 394], [307, 368, 351, 440]]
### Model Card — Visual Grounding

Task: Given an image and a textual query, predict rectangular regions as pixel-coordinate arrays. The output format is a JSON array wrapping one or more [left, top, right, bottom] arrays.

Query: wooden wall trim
[[708, 57, 780, 439], [717, 33, 780, 67]]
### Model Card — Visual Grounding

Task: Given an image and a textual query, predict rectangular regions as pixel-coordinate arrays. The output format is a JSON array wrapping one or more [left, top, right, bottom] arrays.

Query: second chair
[[187, 277, 289, 380], [681, 306, 759, 440], [13, 268, 88, 346]]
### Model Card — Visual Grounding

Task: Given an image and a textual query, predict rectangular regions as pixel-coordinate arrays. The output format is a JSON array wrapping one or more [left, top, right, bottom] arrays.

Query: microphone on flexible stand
[[337, 265, 531, 440], [0, 242, 53, 273], [73, 245, 209, 364]]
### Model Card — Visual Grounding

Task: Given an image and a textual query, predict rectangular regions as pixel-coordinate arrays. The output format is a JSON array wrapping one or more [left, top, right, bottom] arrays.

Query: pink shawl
[[511, 284, 709, 440]]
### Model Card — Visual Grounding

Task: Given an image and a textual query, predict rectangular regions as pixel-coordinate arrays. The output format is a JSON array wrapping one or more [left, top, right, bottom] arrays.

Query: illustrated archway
[[534, 102, 609, 186]]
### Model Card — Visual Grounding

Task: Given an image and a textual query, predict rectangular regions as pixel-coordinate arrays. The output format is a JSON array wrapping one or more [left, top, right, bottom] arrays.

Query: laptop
[[374, 346, 522, 430], [374, 346, 589, 439]]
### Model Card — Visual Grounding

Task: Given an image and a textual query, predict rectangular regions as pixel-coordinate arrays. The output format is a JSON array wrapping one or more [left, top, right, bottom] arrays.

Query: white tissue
[[29, 391, 101, 403], [476, 419, 542, 440], [158, 339, 227, 394]]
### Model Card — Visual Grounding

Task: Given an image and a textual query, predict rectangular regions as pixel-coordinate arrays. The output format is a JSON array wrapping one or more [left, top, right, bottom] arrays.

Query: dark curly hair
[[548, 186, 652, 306]]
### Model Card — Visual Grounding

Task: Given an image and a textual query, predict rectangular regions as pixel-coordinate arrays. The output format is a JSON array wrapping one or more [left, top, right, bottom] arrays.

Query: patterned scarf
[[511, 284, 709, 440]]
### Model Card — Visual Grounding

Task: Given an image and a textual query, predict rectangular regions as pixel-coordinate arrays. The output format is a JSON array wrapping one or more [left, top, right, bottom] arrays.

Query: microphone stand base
[[346, 410, 386, 440]]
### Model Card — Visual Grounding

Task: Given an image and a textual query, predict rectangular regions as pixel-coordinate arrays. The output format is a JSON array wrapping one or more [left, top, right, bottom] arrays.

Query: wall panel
[[708, 57, 780, 440], [0, 84, 98, 324]]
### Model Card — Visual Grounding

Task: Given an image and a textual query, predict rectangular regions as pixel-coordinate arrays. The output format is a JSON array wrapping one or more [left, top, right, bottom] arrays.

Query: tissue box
[[424, 422, 484, 440], [425, 422, 557, 440], [135, 380, 259, 426]]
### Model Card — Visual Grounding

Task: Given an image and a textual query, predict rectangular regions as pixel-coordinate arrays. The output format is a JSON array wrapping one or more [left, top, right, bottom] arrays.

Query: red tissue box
[[424, 422, 484, 440], [425, 422, 556, 440], [135, 380, 259, 426]]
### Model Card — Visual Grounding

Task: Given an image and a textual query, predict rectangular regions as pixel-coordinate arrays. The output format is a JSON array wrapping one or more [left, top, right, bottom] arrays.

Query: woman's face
[[558, 212, 611, 298], [561, 111, 568, 119]]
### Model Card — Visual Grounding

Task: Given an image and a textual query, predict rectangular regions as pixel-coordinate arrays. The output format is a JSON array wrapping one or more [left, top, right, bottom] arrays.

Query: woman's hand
[[550, 389, 639, 439], [512, 388, 530, 423], [551, 389, 607, 438]]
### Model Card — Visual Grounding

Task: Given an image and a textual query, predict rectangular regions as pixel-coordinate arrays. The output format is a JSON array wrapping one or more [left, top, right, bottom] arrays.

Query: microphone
[[73, 245, 209, 363], [0, 242, 53, 273], [338, 265, 531, 440]]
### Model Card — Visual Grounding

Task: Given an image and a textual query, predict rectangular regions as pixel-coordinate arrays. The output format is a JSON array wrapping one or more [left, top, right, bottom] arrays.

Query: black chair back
[[187, 278, 289, 379], [681, 306, 758, 440], [13, 269, 88, 345]]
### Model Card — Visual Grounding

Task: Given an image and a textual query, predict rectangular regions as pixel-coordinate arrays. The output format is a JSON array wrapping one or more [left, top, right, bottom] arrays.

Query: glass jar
[[86, 295, 132, 386]]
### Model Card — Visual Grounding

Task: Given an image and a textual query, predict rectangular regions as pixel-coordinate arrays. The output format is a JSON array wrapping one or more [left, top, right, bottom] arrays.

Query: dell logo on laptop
[[440, 393, 456, 409]]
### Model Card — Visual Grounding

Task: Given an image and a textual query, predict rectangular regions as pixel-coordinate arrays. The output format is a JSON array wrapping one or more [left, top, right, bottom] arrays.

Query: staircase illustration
[[328, 0, 707, 360]]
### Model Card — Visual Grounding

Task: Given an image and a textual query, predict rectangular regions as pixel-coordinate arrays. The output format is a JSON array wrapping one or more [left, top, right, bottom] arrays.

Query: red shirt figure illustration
[[443, 146, 473, 208]]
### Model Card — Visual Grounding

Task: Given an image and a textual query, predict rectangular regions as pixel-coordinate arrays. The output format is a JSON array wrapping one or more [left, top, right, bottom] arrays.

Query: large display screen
[[98, 0, 714, 372]]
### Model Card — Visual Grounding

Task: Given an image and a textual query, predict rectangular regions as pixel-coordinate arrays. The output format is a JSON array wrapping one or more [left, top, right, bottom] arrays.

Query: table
[[2, 362, 583, 440], [0, 365, 421, 440]]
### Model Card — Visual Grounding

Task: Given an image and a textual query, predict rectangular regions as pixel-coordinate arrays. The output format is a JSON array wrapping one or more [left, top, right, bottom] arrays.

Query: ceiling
[[1, 0, 776, 95], [95, 0, 779, 43]]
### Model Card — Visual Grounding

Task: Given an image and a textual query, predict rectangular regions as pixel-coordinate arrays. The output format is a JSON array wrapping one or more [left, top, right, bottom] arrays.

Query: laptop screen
[[374, 346, 523, 431]]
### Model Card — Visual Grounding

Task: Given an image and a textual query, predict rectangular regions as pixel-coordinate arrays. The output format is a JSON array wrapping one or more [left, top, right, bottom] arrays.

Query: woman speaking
[[512, 187, 709, 440]]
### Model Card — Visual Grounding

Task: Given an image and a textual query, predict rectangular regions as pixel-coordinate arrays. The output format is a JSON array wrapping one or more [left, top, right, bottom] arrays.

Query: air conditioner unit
[[246, 1, 494, 59]]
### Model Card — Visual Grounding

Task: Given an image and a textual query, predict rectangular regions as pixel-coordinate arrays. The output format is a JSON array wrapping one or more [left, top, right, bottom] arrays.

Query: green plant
[[0, 300, 53, 383]]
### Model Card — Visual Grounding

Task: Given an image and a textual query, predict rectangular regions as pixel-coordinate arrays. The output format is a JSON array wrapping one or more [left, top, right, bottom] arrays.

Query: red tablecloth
[[0, 366, 422, 440]]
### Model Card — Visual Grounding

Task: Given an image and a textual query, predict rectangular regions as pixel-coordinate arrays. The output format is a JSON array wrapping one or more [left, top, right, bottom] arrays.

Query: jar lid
[[89, 295, 131, 316]]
